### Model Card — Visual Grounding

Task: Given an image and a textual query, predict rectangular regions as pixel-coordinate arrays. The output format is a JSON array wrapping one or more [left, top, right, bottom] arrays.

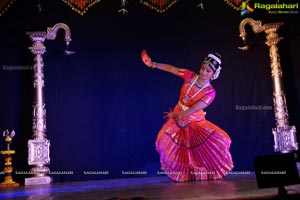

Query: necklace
[[182, 76, 210, 103]]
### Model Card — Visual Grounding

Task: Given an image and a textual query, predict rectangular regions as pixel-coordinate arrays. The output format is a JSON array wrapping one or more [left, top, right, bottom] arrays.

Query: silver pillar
[[25, 23, 73, 185], [238, 18, 298, 153]]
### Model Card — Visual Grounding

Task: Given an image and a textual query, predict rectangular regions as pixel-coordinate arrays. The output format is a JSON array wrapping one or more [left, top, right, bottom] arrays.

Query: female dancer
[[141, 50, 234, 182]]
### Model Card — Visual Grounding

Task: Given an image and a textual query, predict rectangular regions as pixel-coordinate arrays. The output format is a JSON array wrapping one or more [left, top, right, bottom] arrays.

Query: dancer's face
[[199, 64, 214, 82]]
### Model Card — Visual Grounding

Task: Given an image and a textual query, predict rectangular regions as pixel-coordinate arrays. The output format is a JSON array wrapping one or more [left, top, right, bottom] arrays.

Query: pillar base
[[25, 176, 52, 185], [272, 125, 298, 153]]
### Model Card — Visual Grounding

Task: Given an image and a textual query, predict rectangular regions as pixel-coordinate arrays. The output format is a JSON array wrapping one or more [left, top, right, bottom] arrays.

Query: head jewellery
[[203, 52, 222, 80]]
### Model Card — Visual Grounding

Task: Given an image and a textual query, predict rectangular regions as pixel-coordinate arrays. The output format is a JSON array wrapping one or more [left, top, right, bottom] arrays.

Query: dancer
[[141, 50, 234, 182]]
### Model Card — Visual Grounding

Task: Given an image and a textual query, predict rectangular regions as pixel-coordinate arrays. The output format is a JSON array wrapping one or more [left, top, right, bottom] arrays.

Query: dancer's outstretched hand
[[141, 49, 152, 67], [163, 108, 175, 120]]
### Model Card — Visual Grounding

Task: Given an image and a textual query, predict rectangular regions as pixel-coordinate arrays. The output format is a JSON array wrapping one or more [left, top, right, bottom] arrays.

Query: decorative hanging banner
[[0, 0, 16, 16], [139, 0, 179, 13], [224, 0, 253, 16], [224, 0, 250, 11], [62, 0, 101, 15], [118, 0, 128, 14]]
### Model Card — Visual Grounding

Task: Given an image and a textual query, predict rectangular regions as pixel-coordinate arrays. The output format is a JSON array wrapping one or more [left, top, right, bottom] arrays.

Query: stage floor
[[0, 174, 300, 200]]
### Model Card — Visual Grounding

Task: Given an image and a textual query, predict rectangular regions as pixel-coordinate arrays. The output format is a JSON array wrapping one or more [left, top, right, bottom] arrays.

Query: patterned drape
[[0, 0, 16, 16], [62, 0, 101, 15], [0, 0, 178, 16], [224, 0, 250, 11], [139, 0, 179, 13]]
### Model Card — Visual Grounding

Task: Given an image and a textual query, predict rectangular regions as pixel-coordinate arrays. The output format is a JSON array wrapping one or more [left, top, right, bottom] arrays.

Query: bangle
[[151, 62, 157, 69]]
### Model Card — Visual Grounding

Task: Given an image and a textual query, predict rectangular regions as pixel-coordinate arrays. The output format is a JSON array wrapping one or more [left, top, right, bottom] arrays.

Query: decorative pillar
[[238, 18, 298, 153], [25, 23, 73, 185]]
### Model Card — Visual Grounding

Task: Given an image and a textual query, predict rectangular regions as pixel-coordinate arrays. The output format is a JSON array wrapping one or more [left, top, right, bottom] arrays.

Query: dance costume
[[155, 69, 234, 182]]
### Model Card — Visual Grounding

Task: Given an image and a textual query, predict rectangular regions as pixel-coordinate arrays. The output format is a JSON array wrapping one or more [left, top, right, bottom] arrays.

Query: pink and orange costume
[[156, 69, 234, 182]]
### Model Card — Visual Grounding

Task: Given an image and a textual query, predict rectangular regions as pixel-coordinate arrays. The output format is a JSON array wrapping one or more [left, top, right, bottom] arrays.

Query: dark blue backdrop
[[0, 0, 299, 183]]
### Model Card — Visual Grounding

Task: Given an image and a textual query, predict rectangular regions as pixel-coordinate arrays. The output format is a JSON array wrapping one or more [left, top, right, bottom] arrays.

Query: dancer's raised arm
[[141, 49, 179, 75]]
